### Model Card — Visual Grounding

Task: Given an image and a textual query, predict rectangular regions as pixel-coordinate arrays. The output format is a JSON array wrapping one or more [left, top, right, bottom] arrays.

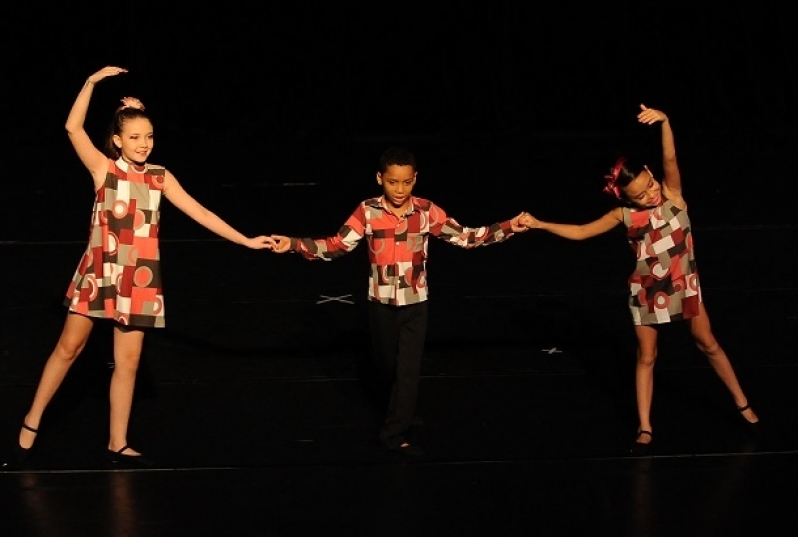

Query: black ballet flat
[[107, 445, 155, 468], [13, 423, 38, 463], [1, 423, 38, 470], [737, 403, 761, 428], [630, 430, 652, 456]]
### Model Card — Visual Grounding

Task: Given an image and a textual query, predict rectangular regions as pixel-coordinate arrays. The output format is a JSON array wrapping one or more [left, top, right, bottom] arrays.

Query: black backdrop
[[5, 3, 796, 241]]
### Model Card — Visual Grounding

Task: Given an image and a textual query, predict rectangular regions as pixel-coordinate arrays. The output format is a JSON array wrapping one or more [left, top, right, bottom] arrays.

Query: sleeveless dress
[[621, 198, 701, 326], [64, 158, 166, 328]]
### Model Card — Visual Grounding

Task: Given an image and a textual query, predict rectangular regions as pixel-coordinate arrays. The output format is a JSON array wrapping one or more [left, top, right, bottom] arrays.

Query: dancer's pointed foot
[[2, 423, 39, 469], [18, 423, 38, 451], [737, 403, 760, 426]]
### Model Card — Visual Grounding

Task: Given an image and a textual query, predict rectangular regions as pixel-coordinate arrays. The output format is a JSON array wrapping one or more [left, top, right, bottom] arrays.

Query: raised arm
[[65, 66, 129, 188], [161, 170, 273, 250], [637, 104, 681, 201], [519, 208, 623, 240]]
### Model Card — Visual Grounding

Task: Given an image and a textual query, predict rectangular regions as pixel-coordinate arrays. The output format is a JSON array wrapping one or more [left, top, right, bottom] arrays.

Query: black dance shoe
[[13, 424, 38, 462], [1, 424, 38, 470], [629, 430, 652, 456], [107, 445, 155, 468], [737, 403, 760, 427]]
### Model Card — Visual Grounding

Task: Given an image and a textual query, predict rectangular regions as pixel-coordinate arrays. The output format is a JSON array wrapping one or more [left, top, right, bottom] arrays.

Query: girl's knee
[[637, 351, 657, 367], [112, 326, 145, 369], [693, 333, 720, 355], [113, 353, 142, 372], [53, 339, 87, 362]]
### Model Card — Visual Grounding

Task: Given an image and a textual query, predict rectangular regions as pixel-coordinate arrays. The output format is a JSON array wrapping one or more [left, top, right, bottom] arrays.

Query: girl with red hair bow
[[519, 104, 760, 454]]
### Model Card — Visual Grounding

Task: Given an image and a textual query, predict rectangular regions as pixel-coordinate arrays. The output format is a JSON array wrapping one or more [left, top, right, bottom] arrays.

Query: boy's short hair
[[378, 147, 417, 174]]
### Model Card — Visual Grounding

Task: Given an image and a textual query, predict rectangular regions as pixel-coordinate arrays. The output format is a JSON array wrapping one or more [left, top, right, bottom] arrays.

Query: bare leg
[[634, 324, 658, 444], [20, 313, 94, 449], [690, 303, 759, 424], [107, 326, 145, 454]]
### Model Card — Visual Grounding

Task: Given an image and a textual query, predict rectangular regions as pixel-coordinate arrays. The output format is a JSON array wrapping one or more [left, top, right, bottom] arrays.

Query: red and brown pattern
[[65, 158, 166, 327], [291, 196, 516, 306], [622, 199, 701, 325]]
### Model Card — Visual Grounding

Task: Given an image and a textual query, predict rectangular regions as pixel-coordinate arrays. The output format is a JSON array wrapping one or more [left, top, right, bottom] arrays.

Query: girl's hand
[[637, 103, 668, 125], [87, 66, 128, 85], [244, 236, 275, 250], [518, 212, 541, 229], [119, 97, 145, 110]]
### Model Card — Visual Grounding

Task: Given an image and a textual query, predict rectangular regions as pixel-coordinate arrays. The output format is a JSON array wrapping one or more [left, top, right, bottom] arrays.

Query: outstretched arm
[[66, 66, 129, 188], [638, 104, 681, 201], [430, 204, 526, 248], [162, 171, 273, 249], [271, 205, 367, 260], [519, 209, 623, 240]]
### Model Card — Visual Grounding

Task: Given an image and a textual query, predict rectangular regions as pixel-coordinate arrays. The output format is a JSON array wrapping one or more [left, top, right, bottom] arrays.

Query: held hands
[[518, 212, 541, 229], [270, 235, 293, 254], [637, 104, 668, 125], [87, 66, 128, 86], [510, 212, 532, 233]]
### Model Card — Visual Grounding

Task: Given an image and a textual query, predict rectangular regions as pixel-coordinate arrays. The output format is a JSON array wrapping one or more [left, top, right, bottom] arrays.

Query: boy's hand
[[511, 211, 531, 233], [270, 235, 293, 253]]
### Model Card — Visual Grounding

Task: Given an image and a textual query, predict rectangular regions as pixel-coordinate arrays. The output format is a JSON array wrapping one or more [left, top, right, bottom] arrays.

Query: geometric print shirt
[[289, 195, 517, 306]]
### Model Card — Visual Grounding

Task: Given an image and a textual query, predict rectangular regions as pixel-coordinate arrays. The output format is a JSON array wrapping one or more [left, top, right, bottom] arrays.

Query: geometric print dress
[[621, 198, 701, 326], [64, 158, 166, 328]]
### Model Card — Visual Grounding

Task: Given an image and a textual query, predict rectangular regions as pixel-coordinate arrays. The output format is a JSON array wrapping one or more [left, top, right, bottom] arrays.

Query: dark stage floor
[[2, 180, 798, 535]]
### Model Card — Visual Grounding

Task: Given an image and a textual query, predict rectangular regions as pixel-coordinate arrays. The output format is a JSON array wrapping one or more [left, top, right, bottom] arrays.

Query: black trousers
[[368, 300, 428, 445]]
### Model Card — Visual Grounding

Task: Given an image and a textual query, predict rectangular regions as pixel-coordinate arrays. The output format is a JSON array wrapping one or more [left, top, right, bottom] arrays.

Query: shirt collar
[[371, 195, 418, 216]]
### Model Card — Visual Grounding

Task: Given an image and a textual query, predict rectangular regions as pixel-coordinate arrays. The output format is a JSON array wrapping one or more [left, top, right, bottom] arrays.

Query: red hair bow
[[603, 157, 626, 199]]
